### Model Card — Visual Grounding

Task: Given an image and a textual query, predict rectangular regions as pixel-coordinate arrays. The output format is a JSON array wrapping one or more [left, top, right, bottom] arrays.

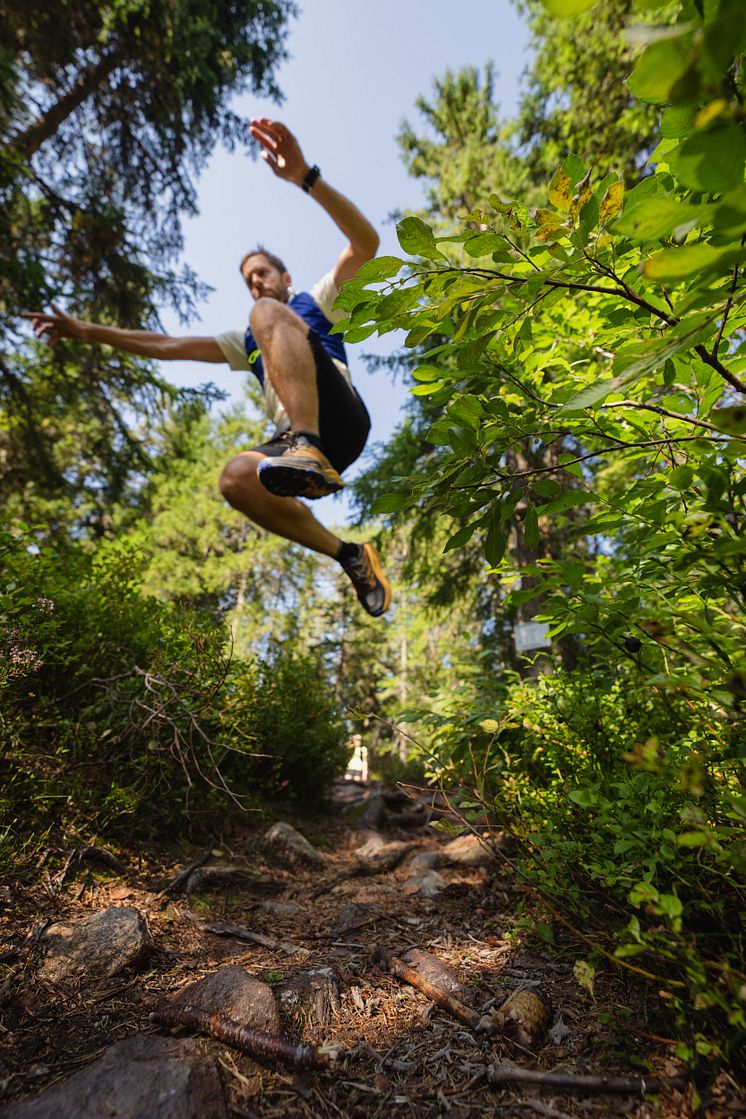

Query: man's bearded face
[[242, 254, 291, 303]]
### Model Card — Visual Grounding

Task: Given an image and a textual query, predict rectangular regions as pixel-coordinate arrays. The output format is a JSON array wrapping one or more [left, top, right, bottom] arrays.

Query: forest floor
[[0, 780, 743, 1118]]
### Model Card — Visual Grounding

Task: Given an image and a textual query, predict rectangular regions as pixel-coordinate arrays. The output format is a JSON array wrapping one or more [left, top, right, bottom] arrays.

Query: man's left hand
[[250, 119, 309, 187]]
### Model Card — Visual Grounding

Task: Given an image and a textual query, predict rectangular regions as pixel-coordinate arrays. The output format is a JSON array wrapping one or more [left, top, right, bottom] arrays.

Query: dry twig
[[485, 1063, 686, 1096], [150, 1002, 341, 1069]]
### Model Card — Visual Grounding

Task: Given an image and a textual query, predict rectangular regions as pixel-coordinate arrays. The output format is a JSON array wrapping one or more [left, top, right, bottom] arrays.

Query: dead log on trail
[[150, 1002, 342, 1069], [374, 946, 481, 1029]]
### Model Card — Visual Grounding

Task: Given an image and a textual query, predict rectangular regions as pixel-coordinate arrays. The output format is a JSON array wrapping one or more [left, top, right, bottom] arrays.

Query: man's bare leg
[[247, 298, 345, 499], [249, 298, 320, 433], [219, 452, 341, 555]]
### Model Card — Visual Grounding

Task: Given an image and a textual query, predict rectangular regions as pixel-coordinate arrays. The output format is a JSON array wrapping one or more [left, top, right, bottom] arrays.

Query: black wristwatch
[[302, 164, 321, 193]]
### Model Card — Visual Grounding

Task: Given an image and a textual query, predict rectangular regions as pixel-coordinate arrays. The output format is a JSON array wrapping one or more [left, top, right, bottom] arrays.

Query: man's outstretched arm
[[250, 118, 379, 286], [23, 304, 225, 362]]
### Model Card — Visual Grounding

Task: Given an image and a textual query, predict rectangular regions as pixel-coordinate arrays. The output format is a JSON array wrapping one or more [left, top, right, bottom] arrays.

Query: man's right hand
[[22, 304, 86, 345]]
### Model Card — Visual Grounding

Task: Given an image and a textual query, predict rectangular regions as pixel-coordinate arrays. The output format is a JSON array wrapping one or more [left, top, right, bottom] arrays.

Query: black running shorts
[[248, 328, 371, 476]]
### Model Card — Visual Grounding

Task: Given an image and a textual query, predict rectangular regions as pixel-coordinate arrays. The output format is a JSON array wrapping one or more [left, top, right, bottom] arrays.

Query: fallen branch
[[157, 846, 214, 897], [485, 1063, 686, 1096], [150, 1002, 341, 1069], [195, 919, 310, 960], [375, 946, 480, 1029]]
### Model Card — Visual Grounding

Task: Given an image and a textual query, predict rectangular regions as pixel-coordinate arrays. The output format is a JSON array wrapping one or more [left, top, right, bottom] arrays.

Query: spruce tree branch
[[6, 49, 122, 160]]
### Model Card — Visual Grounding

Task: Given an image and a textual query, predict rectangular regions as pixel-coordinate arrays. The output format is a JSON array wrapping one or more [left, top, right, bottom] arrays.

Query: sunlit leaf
[[667, 125, 746, 193], [643, 242, 746, 280], [627, 36, 696, 105]]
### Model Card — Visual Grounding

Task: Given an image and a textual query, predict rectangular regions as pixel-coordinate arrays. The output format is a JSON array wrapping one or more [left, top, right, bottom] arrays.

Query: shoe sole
[[362, 544, 392, 616], [258, 461, 344, 500]]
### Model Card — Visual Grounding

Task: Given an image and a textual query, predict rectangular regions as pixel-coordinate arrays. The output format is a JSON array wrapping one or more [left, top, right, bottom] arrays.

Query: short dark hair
[[239, 245, 288, 278]]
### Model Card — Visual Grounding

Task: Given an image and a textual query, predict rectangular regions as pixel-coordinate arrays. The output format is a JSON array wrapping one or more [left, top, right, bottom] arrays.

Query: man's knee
[[249, 297, 286, 339], [219, 455, 259, 505]]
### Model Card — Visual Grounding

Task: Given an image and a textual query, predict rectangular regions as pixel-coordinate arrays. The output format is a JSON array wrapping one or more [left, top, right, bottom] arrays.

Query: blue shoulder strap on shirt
[[244, 292, 348, 386]]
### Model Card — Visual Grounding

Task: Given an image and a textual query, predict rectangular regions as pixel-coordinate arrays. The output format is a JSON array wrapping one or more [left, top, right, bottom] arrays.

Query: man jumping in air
[[25, 119, 391, 617]]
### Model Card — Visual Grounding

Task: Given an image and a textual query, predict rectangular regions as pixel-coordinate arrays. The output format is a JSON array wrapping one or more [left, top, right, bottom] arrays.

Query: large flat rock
[[169, 964, 281, 1035], [0, 1035, 226, 1119], [442, 834, 494, 867], [38, 907, 152, 985]]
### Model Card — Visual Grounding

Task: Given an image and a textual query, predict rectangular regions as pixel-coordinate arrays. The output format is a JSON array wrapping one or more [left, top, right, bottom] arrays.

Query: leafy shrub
[[0, 527, 346, 844], [410, 658, 745, 1058], [221, 649, 348, 804]]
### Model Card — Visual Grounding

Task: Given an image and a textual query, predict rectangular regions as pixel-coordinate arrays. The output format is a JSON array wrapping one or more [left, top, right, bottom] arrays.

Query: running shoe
[[257, 434, 344, 499], [340, 543, 391, 617]]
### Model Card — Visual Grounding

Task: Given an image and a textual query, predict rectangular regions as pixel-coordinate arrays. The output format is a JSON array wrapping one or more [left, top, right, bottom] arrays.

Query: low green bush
[[412, 660, 745, 1060], [0, 527, 347, 846]]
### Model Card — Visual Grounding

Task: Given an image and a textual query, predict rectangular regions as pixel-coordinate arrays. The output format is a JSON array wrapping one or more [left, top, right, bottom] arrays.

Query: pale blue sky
[[159, 1, 531, 520]]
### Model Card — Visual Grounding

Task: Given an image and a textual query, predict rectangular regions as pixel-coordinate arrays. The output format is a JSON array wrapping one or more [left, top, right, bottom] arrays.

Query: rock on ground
[[168, 964, 281, 1035], [442, 833, 497, 867], [403, 870, 447, 898], [264, 822, 324, 868], [37, 907, 152, 985], [0, 1035, 226, 1119], [405, 850, 445, 874]]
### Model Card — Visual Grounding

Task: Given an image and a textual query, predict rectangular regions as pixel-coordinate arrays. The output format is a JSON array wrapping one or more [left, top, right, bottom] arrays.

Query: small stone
[[400, 949, 474, 1006], [405, 851, 444, 874], [37, 907, 152, 986], [264, 822, 324, 867], [169, 964, 281, 1035], [259, 899, 305, 918], [402, 871, 446, 898], [353, 832, 387, 859], [549, 1014, 571, 1046], [442, 834, 494, 867], [0, 1035, 226, 1118], [279, 967, 341, 1039]]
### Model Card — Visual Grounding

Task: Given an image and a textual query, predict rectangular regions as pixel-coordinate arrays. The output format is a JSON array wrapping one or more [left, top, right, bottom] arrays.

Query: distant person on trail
[[24, 119, 391, 618]]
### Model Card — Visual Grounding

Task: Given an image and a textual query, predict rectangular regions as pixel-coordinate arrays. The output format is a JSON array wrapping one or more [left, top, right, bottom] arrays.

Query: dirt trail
[[0, 781, 741, 1117]]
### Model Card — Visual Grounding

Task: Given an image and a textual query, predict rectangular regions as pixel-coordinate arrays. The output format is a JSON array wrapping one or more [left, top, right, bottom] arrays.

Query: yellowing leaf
[[548, 167, 573, 213], [573, 959, 596, 998], [599, 182, 625, 225], [534, 207, 565, 241], [571, 169, 593, 217]]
